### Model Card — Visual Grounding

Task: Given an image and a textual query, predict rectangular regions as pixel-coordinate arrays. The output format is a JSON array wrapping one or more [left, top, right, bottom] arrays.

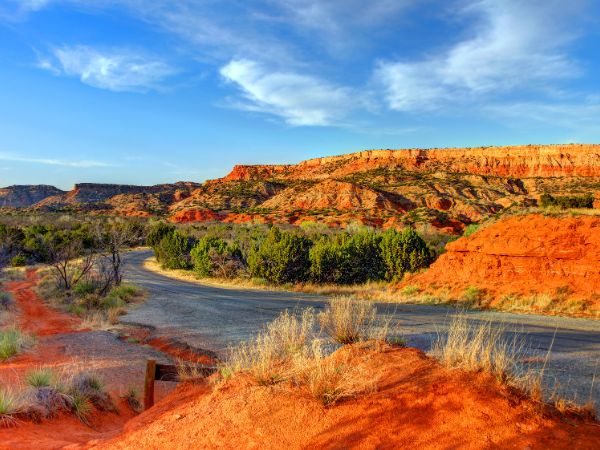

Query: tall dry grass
[[220, 297, 396, 404], [432, 314, 597, 420]]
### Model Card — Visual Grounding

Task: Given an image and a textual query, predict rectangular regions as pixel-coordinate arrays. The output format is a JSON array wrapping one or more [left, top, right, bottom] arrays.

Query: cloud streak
[[375, 0, 585, 111], [40, 45, 175, 92], [220, 59, 359, 126], [0, 153, 111, 168]]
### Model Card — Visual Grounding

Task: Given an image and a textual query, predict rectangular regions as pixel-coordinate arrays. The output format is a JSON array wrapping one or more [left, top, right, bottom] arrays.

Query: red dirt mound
[[86, 346, 600, 449], [409, 214, 600, 311]]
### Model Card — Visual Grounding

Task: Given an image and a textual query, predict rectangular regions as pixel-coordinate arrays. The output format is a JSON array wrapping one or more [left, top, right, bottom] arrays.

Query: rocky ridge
[[3, 144, 600, 232]]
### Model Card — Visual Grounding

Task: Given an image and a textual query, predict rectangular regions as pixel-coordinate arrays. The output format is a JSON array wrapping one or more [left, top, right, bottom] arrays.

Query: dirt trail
[[0, 270, 176, 449], [7, 269, 81, 336]]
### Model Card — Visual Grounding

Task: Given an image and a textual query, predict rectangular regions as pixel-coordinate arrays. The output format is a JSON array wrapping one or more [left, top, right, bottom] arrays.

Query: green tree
[[155, 230, 194, 270], [248, 227, 311, 284], [380, 228, 432, 281]]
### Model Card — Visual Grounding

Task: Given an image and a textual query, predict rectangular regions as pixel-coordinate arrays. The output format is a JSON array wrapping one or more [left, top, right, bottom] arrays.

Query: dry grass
[[292, 339, 376, 406], [431, 314, 524, 383], [221, 298, 396, 405], [0, 388, 21, 427], [0, 326, 34, 360], [224, 309, 315, 385], [318, 296, 390, 344], [432, 314, 597, 420]]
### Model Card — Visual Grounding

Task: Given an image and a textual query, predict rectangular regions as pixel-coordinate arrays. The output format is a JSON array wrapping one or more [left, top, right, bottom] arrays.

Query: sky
[[0, 0, 599, 189]]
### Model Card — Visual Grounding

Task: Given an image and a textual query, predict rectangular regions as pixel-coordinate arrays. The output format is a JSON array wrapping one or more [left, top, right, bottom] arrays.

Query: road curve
[[121, 249, 600, 404]]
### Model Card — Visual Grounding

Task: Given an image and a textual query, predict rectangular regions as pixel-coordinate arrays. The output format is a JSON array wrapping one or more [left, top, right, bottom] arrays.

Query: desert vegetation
[[219, 296, 399, 405], [0, 368, 114, 427], [432, 314, 597, 419], [149, 222, 433, 286], [0, 215, 148, 326]]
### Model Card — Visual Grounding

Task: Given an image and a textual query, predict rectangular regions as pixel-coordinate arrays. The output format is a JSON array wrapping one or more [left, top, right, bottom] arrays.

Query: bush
[[155, 231, 194, 270], [146, 222, 176, 248], [190, 236, 243, 278], [309, 231, 384, 284], [248, 227, 311, 284], [463, 224, 480, 237], [26, 368, 55, 388], [379, 228, 432, 281], [0, 292, 13, 311], [0, 388, 20, 427], [540, 193, 594, 209], [73, 280, 99, 296], [10, 254, 27, 267]]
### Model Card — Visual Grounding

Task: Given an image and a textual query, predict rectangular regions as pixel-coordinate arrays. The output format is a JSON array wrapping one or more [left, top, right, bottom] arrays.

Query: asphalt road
[[121, 249, 600, 405]]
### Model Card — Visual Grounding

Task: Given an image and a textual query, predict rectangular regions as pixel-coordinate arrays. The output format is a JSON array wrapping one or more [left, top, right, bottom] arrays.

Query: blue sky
[[0, 0, 599, 189]]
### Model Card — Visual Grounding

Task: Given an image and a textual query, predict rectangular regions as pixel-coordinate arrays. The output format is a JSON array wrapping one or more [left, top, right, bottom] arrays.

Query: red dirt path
[[7, 269, 82, 336]]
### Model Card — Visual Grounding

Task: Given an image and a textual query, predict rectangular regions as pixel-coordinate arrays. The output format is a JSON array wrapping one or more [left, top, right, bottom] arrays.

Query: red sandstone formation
[[409, 214, 600, 313]]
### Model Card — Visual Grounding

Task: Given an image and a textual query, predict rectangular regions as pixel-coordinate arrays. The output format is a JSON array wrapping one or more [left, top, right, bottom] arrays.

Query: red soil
[[0, 272, 154, 449], [409, 214, 600, 311], [6, 269, 82, 336], [145, 338, 215, 365], [88, 346, 600, 450]]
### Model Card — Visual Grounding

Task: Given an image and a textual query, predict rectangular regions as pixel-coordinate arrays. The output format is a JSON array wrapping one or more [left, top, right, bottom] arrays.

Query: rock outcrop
[[409, 214, 600, 311], [0, 185, 65, 208]]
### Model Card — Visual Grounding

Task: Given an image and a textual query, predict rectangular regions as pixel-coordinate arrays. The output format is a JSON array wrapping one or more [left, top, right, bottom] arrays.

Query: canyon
[[2, 144, 599, 232]]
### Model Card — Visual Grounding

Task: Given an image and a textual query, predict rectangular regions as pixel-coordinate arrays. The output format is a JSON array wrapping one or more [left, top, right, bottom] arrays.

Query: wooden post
[[144, 359, 156, 410]]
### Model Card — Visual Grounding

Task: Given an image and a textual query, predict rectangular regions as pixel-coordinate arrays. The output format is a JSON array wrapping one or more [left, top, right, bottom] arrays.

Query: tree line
[[149, 222, 434, 285]]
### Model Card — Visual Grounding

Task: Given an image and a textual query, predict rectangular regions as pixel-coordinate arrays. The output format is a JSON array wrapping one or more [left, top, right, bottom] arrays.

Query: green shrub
[[190, 236, 243, 278], [248, 227, 311, 284], [10, 254, 27, 267], [380, 228, 432, 281], [102, 284, 139, 309], [73, 280, 99, 296], [0, 292, 13, 311], [309, 231, 384, 284], [463, 224, 480, 237], [540, 193, 594, 209], [146, 222, 176, 248], [155, 231, 194, 269]]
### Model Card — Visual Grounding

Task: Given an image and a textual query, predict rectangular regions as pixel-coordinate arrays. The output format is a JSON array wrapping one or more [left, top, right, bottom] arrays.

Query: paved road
[[121, 249, 600, 405]]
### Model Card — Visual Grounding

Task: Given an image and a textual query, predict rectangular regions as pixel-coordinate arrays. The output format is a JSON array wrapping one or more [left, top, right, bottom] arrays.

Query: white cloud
[[375, 0, 584, 111], [0, 153, 112, 167], [220, 59, 357, 126], [41, 45, 175, 92]]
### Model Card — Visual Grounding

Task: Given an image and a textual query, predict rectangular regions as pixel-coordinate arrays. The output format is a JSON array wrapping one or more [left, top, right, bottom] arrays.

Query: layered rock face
[[218, 144, 600, 181], [180, 144, 599, 231], [410, 214, 600, 308], [0, 185, 65, 208], [5, 145, 600, 229]]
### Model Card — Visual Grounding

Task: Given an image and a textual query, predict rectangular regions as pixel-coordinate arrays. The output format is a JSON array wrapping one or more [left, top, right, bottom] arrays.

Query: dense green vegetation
[[539, 193, 594, 209], [150, 222, 434, 285]]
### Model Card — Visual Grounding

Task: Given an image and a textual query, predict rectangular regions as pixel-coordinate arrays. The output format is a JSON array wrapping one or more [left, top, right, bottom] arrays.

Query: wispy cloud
[[374, 0, 585, 111], [39, 45, 175, 92], [220, 59, 358, 126], [0, 153, 111, 168]]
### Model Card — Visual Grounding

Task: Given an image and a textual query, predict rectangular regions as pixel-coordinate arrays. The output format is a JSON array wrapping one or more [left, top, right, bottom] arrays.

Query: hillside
[[3, 144, 600, 232], [0, 185, 65, 208], [407, 214, 600, 315]]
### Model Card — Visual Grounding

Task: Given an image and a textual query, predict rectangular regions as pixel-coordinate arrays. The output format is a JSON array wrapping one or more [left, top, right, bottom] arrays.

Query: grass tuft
[[25, 368, 56, 388]]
